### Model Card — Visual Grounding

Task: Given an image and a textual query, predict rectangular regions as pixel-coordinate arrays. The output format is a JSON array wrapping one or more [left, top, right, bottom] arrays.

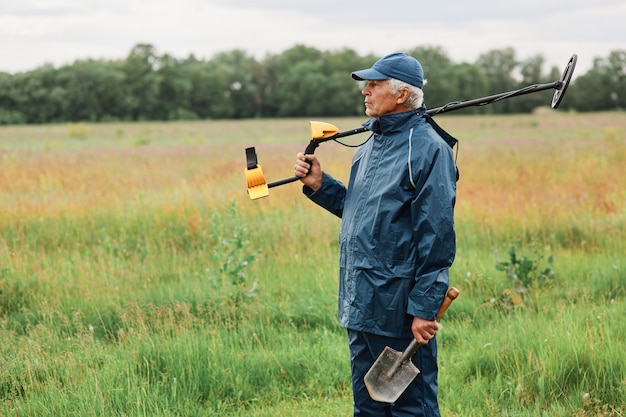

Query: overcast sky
[[1, 0, 624, 76]]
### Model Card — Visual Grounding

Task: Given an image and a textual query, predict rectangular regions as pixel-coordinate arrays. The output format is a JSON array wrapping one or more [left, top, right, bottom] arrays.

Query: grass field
[[1, 112, 625, 416]]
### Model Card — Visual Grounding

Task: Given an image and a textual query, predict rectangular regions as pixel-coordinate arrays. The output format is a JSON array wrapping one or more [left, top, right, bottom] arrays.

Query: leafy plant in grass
[[488, 243, 555, 312], [209, 201, 261, 302], [496, 244, 554, 290]]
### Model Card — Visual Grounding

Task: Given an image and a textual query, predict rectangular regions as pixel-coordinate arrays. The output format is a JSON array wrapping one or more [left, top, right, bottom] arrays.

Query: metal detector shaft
[[428, 81, 557, 115], [429, 53, 576, 115], [292, 53, 576, 148], [254, 54, 577, 193], [270, 76, 556, 189]]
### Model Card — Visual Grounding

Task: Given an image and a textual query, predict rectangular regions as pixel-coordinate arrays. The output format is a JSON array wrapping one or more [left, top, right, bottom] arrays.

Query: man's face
[[361, 80, 407, 119]]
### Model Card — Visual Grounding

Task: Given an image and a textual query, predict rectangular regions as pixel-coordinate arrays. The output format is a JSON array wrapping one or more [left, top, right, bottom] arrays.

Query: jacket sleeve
[[303, 172, 346, 218], [406, 142, 457, 321]]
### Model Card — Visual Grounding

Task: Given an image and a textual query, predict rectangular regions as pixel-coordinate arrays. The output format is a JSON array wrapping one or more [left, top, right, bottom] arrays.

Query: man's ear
[[396, 88, 410, 104]]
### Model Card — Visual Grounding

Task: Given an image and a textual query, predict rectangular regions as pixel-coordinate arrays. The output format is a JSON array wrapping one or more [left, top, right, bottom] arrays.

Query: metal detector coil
[[552, 54, 577, 109]]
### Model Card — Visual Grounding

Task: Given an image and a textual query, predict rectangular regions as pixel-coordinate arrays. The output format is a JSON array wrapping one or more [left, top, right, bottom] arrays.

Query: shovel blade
[[364, 346, 420, 403]]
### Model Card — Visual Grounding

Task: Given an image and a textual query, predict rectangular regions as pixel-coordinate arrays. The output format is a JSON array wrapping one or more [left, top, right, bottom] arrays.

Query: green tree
[[263, 45, 325, 116], [210, 50, 265, 119], [155, 54, 195, 120], [11, 66, 66, 123], [56, 59, 126, 122], [188, 59, 236, 119], [567, 50, 626, 112], [0, 72, 26, 124], [271, 60, 322, 117], [121, 44, 162, 120], [320, 48, 372, 117], [476, 47, 518, 113], [513, 54, 553, 113], [606, 50, 626, 109], [265, 46, 375, 118], [207, 60, 239, 119], [438, 62, 490, 115], [406, 46, 457, 109], [0, 44, 618, 123]]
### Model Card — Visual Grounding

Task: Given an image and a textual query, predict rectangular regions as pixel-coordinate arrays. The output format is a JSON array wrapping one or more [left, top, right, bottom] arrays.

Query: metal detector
[[244, 54, 577, 199]]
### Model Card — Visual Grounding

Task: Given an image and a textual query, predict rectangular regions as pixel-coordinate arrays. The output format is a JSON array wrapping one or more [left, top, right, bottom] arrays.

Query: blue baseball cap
[[351, 52, 424, 89]]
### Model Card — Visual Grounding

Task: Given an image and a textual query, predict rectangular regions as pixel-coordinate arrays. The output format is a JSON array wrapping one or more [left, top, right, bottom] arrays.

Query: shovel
[[364, 287, 460, 403]]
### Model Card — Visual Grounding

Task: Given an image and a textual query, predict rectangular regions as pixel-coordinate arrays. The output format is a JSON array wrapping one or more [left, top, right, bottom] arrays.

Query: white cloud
[[0, 0, 624, 75]]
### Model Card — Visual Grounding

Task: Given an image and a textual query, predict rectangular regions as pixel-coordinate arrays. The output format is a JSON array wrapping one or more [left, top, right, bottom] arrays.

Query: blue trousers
[[348, 330, 440, 417]]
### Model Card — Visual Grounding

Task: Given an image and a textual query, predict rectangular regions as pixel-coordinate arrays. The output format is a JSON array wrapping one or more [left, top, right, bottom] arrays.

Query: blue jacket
[[304, 107, 457, 338]]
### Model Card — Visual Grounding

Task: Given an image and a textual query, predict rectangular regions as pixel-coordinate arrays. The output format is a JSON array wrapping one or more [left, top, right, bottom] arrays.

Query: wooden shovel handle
[[436, 287, 460, 321]]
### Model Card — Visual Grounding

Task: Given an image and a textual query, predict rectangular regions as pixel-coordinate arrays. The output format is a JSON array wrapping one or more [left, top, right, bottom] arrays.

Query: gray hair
[[387, 78, 424, 109]]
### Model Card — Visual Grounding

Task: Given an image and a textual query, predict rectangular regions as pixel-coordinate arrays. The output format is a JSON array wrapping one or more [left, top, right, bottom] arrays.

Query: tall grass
[[1, 113, 625, 416]]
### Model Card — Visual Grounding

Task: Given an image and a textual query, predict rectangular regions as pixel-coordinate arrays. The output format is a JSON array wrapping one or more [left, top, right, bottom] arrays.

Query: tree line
[[0, 44, 624, 125]]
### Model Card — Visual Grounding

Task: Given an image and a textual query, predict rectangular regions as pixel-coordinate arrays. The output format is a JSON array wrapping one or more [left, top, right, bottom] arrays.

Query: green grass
[[1, 113, 625, 416]]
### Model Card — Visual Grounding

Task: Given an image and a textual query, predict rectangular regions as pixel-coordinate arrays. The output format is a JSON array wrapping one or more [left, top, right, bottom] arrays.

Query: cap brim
[[351, 68, 388, 81]]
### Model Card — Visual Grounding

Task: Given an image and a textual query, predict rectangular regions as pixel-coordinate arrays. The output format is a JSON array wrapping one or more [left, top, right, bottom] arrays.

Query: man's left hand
[[411, 316, 441, 345]]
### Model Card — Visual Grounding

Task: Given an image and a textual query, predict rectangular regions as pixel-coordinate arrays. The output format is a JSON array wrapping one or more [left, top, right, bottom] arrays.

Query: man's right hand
[[294, 152, 323, 191]]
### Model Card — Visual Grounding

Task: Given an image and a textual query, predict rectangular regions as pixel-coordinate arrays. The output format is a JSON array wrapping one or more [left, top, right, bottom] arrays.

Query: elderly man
[[295, 52, 457, 416]]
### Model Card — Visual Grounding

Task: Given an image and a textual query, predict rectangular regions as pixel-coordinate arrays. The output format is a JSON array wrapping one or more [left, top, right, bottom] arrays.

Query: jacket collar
[[363, 106, 426, 135]]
